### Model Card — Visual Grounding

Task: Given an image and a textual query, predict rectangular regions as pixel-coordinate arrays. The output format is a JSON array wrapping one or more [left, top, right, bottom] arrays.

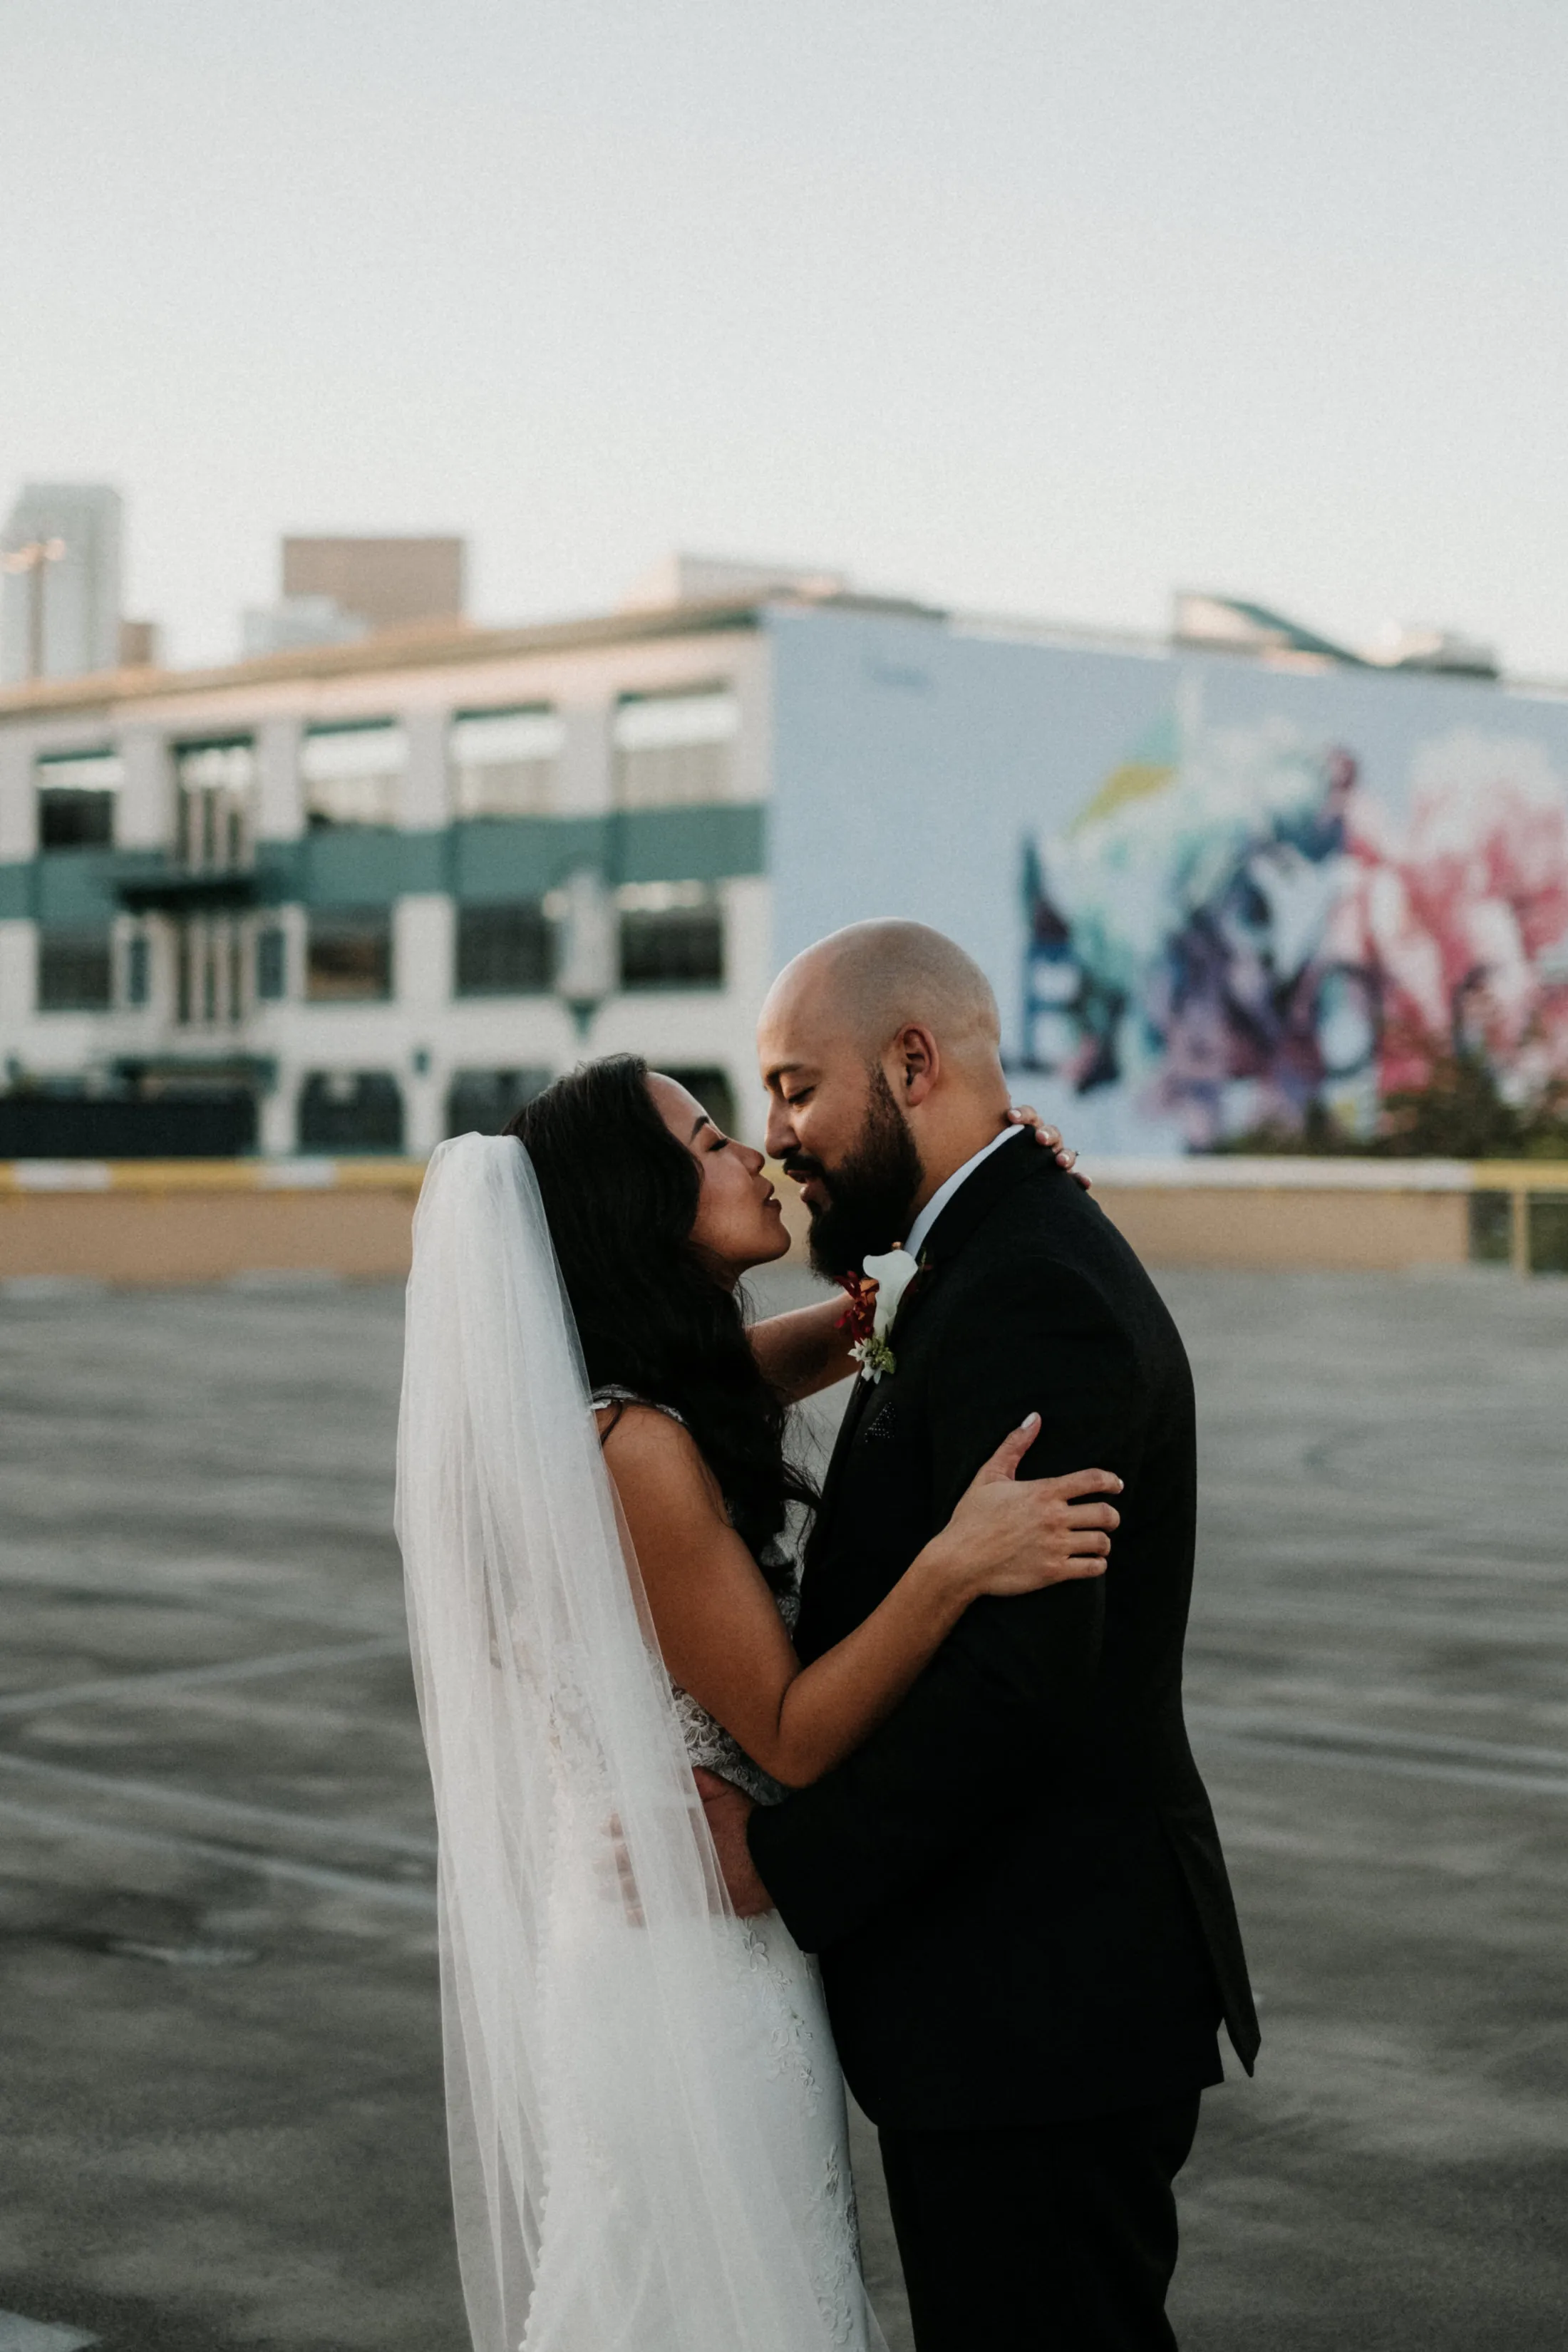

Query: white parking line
[[0, 1750, 436, 1857], [0, 1635, 410, 1720], [0, 1565, 402, 1640], [0, 2311, 98, 2352], [1192, 1595, 1568, 1650], [1189, 1703, 1568, 1771], [1197, 1735, 1568, 1800], [0, 1795, 437, 1913], [1190, 1705, 1568, 1798]]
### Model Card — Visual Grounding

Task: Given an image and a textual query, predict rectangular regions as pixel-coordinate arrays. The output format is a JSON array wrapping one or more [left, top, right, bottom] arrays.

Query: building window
[[664, 1067, 738, 1136], [301, 721, 405, 828], [176, 739, 254, 869], [306, 907, 393, 1001], [297, 1071, 404, 1152], [36, 748, 122, 851], [612, 687, 737, 808], [175, 917, 245, 1026], [124, 932, 150, 1007], [451, 707, 563, 818], [38, 927, 113, 1011], [455, 900, 555, 996], [445, 1068, 552, 1137], [255, 926, 289, 1001], [617, 881, 724, 990]]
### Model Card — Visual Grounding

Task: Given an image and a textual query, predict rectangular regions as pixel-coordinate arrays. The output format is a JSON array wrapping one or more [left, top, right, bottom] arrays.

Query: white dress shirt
[[903, 1123, 1024, 1261]]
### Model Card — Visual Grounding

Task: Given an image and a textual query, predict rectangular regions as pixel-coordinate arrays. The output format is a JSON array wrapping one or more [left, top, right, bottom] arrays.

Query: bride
[[396, 1055, 1118, 2352]]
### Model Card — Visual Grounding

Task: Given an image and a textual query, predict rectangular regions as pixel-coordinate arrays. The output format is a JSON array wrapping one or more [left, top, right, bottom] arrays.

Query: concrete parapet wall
[[1093, 1179, 1470, 1272], [0, 1159, 421, 1286], [1, 1154, 1564, 1287], [1093, 1156, 1567, 1276]]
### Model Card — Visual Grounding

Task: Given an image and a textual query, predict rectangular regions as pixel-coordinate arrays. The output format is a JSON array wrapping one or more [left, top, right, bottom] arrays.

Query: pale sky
[[4, 0, 1566, 673]]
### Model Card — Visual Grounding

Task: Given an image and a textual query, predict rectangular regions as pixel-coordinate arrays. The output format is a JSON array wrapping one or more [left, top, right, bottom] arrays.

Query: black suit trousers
[[877, 2093, 1202, 2351]]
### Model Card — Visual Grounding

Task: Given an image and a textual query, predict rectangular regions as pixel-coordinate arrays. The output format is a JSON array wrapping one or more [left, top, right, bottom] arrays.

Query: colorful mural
[[1023, 693, 1568, 1150]]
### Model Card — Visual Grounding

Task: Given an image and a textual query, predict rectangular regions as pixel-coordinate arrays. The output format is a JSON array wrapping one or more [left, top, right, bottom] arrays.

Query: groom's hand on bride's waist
[[693, 1767, 775, 1918]]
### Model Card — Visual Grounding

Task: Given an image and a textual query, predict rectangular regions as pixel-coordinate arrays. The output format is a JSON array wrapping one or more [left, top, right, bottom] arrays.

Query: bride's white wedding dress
[[397, 1136, 882, 2352]]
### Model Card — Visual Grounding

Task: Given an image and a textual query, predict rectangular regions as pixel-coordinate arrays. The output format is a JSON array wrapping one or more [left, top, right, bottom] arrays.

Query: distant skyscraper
[[1, 483, 124, 684]]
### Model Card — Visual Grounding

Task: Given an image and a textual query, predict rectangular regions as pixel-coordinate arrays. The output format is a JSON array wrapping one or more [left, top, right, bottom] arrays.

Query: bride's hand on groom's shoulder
[[1008, 1105, 1092, 1190]]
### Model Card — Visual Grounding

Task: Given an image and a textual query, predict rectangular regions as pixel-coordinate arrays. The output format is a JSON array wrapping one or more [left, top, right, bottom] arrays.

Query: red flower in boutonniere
[[834, 1270, 877, 1348], [837, 1248, 922, 1384]]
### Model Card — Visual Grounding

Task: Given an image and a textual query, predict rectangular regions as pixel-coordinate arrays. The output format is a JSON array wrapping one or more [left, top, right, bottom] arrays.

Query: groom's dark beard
[[788, 1066, 925, 1280]]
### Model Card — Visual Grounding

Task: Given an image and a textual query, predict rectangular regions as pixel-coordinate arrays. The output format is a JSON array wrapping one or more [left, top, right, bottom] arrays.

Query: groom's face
[[760, 1026, 924, 1279]]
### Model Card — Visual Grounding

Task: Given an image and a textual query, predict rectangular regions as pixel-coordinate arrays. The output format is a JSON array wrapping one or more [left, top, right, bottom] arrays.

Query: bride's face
[[646, 1074, 791, 1286]]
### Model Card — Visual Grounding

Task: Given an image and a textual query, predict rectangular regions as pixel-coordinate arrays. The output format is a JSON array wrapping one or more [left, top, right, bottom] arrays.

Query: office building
[[0, 568, 1564, 1159], [242, 535, 467, 663], [1, 484, 124, 686], [282, 536, 465, 634]]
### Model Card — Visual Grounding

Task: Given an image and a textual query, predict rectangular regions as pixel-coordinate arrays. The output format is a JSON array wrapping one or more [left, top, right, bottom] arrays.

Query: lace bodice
[[592, 1386, 798, 1807]]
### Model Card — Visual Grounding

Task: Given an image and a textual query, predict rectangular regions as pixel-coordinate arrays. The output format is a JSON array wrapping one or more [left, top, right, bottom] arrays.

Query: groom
[[703, 920, 1259, 2350]]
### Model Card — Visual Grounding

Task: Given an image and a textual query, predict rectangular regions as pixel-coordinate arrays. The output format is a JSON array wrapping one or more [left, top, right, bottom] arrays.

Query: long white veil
[[396, 1134, 875, 2352]]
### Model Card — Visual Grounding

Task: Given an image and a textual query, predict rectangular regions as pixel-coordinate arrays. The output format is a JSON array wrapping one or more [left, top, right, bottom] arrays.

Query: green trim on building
[[0, 849, 125, 926], [0, 804, 768, 922]]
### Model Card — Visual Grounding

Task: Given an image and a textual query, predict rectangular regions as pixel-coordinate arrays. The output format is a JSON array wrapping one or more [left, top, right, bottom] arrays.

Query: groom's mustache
[[781, 1155, 830, 1192]]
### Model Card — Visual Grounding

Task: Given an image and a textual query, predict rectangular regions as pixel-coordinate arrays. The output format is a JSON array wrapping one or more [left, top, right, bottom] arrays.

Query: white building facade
[[0, 597, 784, 1153], [4, 584, 1567, 1163]]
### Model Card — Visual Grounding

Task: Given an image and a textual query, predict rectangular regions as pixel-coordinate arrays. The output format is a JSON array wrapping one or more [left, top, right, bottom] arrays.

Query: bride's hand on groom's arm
[[919, 1415, 1120, 1603]]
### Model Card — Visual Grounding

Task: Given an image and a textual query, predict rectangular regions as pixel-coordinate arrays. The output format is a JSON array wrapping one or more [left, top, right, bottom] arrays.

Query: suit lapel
[[806, 1145, 1064, 1574], [812, 1359, 880, 1539], [882, 1255, 938, 1354]]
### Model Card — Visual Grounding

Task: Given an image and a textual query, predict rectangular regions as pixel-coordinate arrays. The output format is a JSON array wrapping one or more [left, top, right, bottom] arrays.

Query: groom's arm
[[748, 1259, 1139, 1953]]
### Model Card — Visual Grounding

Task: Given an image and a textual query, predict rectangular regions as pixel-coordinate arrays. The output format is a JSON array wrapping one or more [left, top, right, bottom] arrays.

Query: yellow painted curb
[[0, 1157, 428, 1196]]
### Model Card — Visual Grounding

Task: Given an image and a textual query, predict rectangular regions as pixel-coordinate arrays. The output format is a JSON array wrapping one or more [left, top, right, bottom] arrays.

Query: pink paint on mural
[[1335, 736, 1568, 1100]]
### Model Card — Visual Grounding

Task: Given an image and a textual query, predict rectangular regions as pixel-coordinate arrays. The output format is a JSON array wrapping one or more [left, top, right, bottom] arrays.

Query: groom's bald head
[[758, 922, 1011, 1271], [762, 919, 1001, 1076]]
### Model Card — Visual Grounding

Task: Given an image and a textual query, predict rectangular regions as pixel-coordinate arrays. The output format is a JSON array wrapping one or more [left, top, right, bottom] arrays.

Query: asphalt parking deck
[[0, 1263, 1562, 2351]]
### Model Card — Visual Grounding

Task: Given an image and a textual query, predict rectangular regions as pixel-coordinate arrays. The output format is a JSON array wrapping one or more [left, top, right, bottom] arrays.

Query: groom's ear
[[892, 1023, 940, 1107]]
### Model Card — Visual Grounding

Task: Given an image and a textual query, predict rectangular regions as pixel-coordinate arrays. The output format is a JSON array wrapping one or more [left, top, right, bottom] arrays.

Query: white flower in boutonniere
[[850, 1247, 921, 1383]]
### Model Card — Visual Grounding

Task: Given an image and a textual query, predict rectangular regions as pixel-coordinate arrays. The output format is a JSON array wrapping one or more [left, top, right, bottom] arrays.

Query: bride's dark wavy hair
[[505, 1054, 815, 1584]]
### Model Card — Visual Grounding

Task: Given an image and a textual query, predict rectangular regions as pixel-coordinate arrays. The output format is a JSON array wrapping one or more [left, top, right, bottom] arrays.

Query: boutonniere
[[836, 1247, 922, 1383]]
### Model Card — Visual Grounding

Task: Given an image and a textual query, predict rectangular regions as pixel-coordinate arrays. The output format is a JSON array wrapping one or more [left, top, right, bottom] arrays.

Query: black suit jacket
[[748, 1136, 1259, 2130]]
